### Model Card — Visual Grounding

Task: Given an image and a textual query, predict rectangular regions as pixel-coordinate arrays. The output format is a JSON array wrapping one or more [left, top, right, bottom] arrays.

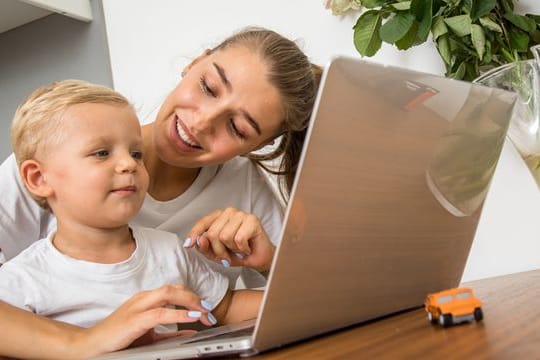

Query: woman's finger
[[193, 235, 218, 262], [125, 284, 202, 313], [206, 234, 232, 266], [232, 213, 261, 255], [218, 211, 245, 252], [88, 285, 214, 354], [133, 307, 209, 329], [188, 210, 223, 241]]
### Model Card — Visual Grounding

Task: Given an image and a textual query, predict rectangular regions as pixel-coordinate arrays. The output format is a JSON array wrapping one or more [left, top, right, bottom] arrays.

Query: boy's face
[[38, 103, 149, 229]]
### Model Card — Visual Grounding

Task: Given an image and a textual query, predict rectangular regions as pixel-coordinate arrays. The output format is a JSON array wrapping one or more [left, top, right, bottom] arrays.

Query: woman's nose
[[193, 104, 226, 135], [193, 113, 215, 135]]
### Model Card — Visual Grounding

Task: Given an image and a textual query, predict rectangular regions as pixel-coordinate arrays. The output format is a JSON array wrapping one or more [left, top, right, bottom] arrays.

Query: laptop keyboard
[[182, 325, 254, 344]]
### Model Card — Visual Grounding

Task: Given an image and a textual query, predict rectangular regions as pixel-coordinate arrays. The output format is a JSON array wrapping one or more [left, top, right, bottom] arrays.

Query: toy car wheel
[[439, 314, 452, 327], [427, 312, 437, 324], [474, 307, 483, 321]]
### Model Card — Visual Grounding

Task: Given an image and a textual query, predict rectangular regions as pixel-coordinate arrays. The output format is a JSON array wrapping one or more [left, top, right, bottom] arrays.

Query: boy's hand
[[185, 208, 275, 273]]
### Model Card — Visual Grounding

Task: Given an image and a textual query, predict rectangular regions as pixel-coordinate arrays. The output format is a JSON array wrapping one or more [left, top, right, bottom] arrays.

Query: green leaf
[[380, 12, 415, 43], [526, 14, 540, 25], [463, 0, 472, 13], [508, 28, 530, 52], [504, 13, 537, 33], [448, 37, 475, 57], [415, 0, 433, 43], [500, 0, 514, 13], [531, 30, 540, 44], [452, 61, 467, 80], [437, 34, 452, 64], [444, 15, 472, 37], [392, 1, 411, 11], [470, 0, 496, 21], [362, 0, 388, 8], [464, 61, 478, 81], [433, 2, 446, 17], [353, 11, 383, 57], [410, 0, 427, 21], [483, 39, 492, 64], [471, 24, 486, 60], [432, 15, 448, 40], [395, 21, 419, 49], [501, 47, 515, 62], [479, 16, 502, 33]]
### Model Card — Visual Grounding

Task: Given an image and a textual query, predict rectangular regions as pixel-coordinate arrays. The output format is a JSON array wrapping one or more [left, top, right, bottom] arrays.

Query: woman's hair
[[11, 79, 130, 208], [212, 27, 323, 202]]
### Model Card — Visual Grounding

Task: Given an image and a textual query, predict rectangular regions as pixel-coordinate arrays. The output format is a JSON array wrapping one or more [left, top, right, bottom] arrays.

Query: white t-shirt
[[0, 154, 283, 287], [0, 226, 228, 328]]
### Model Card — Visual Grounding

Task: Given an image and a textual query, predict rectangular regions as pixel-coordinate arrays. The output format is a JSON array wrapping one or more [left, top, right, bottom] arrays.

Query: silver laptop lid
[[253, 56, 516, 351]]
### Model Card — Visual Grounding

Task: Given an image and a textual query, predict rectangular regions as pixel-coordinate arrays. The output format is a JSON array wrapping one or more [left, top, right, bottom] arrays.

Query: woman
[[0, 27, 322, 358]]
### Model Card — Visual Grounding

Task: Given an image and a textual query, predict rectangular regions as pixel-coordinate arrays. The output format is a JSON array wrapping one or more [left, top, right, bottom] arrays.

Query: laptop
[[95, 56, 517, 359]]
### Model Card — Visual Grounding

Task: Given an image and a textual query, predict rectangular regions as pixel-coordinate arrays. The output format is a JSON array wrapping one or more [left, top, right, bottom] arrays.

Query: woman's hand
[[0, 285, 213, 359], [85, 284, 214, 357], [185, 208, 275, 273]]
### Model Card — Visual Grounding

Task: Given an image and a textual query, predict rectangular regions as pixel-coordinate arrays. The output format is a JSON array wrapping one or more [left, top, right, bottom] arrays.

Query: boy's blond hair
[[11, 79, 131, 207]]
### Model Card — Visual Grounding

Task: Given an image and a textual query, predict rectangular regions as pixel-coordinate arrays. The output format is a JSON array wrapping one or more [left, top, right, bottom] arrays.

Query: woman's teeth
[[176, 120, 200, 148]]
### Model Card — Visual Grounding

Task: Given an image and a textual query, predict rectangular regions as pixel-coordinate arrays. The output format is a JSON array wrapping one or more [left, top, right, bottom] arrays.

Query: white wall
[[102, 0, 539, 282], [0, 0, 112, 162]]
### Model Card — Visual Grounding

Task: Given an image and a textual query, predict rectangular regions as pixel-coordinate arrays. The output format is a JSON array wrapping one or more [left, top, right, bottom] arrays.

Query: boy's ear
[[182, 49, 212, 77], [20, 160, 53, 199]]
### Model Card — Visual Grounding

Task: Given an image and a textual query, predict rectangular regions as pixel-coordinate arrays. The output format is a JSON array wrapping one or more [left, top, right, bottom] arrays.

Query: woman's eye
[[229, 119, 246, 140], [131, 150, 143, 160], [93, 149, 109, 158], [199, 76, 216, 97]]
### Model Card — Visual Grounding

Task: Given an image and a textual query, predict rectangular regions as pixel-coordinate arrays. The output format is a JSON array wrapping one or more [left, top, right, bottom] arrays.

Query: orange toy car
[[425, 287, 483, 327]]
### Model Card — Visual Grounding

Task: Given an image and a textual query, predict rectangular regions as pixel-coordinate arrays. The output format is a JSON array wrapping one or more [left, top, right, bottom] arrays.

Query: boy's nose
[[116, 153, 137, 173]]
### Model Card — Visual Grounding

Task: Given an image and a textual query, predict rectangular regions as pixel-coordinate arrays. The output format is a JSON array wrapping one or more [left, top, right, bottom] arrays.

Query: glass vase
[[474, 45, 540, 189]]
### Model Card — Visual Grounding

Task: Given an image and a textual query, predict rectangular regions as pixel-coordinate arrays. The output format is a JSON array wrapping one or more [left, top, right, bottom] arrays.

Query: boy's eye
[[199, 76, 216, 97], [93, 149, 109, 158], [131, 150, 143, 160]]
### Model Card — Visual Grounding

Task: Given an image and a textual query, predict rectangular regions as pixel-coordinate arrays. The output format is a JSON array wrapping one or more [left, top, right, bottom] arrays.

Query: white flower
[[324, 0, 362, 15]]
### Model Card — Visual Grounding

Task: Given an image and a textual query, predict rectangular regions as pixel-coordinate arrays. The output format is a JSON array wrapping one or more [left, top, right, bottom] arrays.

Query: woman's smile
[[175, 117, 202, 149], [170, 114, 203, 153]]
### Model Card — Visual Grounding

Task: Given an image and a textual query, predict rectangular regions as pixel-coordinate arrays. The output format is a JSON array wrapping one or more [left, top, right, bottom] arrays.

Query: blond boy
[[0, 80, 261, 331]]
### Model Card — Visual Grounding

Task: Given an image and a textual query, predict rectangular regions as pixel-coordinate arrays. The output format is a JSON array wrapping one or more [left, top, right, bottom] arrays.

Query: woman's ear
[[20, 160, 53, 199], [182, 49, 212, 77], [253, 138, 276, 152]]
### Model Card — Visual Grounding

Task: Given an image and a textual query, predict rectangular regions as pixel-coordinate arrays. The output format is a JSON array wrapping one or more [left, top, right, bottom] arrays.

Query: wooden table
[[254, 269, 540, 359]]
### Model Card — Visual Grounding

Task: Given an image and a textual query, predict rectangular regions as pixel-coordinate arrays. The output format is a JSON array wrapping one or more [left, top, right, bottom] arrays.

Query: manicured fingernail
[[201, 300, 213, 311], [221, 259, 231, 267], [187, 311, 201, 318], [195, 235, 201, 248], [208, 312, 217, 325], [234, 252, 245, 259], [183, 238, 191, 247]]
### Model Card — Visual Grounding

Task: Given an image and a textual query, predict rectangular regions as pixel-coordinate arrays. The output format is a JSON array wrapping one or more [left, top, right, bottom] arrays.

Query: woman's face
[[153, 45, 284, 168]]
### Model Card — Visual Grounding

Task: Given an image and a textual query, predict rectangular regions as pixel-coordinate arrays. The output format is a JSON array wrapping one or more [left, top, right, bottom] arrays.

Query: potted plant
[[325, 0, 540, 81]]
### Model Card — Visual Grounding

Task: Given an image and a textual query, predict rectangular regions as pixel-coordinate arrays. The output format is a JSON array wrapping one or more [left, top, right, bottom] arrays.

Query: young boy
[[0, 80, 262, 332]]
